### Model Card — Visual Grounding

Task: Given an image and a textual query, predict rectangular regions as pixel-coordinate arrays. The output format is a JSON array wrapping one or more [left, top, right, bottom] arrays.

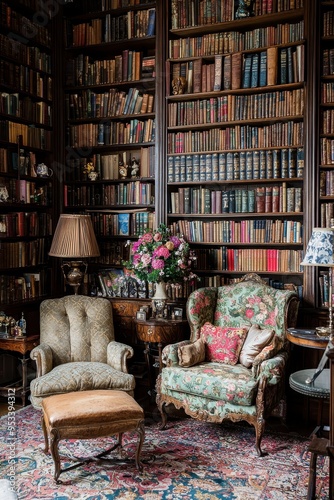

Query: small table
[[0, 335, 39, 406], [134, 318, 189, 393], [287, 328, 328, 349]]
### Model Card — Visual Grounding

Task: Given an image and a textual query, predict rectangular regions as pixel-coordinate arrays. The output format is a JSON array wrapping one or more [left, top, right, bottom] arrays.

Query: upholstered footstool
[[41, 390, 145, 483]]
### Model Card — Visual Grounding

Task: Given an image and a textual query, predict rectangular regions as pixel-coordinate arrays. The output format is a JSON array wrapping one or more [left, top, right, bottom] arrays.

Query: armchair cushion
[[178, 338, 205, 367], [161, 362, 258, 406], [239, 325, 275, 368], [200, 322, 248, 365], [30, 361, 135, 407]]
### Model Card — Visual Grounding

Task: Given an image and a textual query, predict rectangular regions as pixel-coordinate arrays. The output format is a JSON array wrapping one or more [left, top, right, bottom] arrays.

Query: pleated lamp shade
[[49, 214, 100, 258]]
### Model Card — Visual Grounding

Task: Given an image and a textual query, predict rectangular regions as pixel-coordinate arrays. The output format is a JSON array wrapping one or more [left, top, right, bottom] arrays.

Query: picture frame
[[136, 311, 146, 321], [173, 307, 183, 320]]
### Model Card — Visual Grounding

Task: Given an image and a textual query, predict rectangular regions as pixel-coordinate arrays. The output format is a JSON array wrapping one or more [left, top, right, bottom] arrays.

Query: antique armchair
[[30, 295, 135, 408], [156, 273, 299, 456]]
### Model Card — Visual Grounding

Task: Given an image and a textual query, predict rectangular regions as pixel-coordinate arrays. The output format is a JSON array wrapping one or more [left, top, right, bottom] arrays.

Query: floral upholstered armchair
[[156, 273, 299, 456], [30, 295, 135, 408]]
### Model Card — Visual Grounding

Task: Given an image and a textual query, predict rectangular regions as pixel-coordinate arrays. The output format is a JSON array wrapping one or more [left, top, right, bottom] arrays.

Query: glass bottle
[[19, 312, 26, 335]]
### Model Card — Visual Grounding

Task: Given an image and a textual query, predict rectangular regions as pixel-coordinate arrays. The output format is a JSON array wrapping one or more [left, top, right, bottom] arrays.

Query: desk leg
[[144, 342, 153, 396], [20, 355, 28, 407]]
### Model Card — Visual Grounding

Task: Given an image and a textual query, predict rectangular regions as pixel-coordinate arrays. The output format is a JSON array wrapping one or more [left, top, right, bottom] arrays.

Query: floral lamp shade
[[301, 227, 334, 267]]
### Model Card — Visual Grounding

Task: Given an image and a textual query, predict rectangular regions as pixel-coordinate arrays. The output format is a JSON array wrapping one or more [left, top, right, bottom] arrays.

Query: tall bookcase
[[62, 0, 163, 298], [0, 0, 55, 331], [165, 0, 307, 296]]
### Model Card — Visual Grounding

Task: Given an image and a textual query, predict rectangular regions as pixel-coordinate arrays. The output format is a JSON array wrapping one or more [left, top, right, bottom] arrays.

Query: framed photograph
[[136, 311, 146, 321], [173, 307, 183, 320]]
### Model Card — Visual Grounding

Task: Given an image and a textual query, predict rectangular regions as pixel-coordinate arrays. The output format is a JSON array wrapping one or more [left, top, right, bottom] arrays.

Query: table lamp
[[49, 214, 100, 294], [300, 227, 334, 384]]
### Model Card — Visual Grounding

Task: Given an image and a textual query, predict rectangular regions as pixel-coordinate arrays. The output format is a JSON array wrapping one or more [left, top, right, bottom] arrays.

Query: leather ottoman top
[[42, 390, 144, 428]]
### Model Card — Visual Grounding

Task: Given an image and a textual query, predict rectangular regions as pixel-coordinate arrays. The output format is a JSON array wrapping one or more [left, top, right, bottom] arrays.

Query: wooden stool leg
[[41, 415, 49, 453], [134, 420, 145, 471], [307, 452, 317, 500], [49, 428, 62, 483]]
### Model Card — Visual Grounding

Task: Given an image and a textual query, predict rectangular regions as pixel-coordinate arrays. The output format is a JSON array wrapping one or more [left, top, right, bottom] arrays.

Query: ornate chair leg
[[41, 415, 49, 453], [49, 429, 62, 483]]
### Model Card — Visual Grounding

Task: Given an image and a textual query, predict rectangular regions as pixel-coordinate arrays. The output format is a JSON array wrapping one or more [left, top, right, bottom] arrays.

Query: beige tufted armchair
[[30, 295, 135, 408]]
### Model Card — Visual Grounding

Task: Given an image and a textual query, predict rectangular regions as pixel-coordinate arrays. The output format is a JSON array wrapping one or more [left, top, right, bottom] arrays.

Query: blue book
[[118, 213, 130, 236], [242, 54, 252, 89], [146, 9, 156, 36], [259, 51, 267, 87], [251, 53, 259, 88]]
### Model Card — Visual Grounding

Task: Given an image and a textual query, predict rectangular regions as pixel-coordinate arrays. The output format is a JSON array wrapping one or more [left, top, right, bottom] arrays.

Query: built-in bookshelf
[[166, 0, 306, 295], [0, 1, 54, 327], [63, 0, 158, 297], [319, 1, 334, 228]]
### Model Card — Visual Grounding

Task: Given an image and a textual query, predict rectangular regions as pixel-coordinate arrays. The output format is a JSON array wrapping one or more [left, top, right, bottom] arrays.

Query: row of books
[[168, 21, 304, 59], [169, 185, 302, 215], [320, 138, 334, 166], [0, 60, 53, 101], [90, 240, 130, 266], [197, 247, 303, 272], [0, 93, 52, 127], [183, 219, 303, 244], [167, 148, 304, 183], [322, 83, 334, 104], [0, 271, 47, 304], [168, 89, 304, 127], [0, 177, 51, 205], [64, 181, 154, 207], [321, 110, 334, 135], [0, 212, 52, 238], [65, 52, 155, 87], [68, 8, 155, 46], [320, 203, 334, 229], [173, 46, 304, 94], [168, 121, 304, 153], [68, 119, 155, 148], [319, 271, 333, 308], [0, 148, 39, 176], [170, 0, 303, 30], [66, 88, 154, 120], [197, 273, 302, 297], [171, 219, 302, 246], [64, 147, 155, 181], [0, 238, 47, 268], [0, 34, 52, 74], [0, 3, 50, 47], [88, 209, 155, 237], [323, 10, 334, 37], [320, 170, 334, 196], [323, 48, 334, 76]]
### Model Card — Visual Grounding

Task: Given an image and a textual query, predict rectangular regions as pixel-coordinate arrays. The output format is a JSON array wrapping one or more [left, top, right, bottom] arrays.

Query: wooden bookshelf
[[62, 0, 160, 297], [0, 1, 55, 328], [165, 0, 306, 293]]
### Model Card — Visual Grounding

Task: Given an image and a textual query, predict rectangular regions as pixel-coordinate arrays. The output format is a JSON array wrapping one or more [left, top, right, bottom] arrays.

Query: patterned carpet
[[0, 404, 330, 499]]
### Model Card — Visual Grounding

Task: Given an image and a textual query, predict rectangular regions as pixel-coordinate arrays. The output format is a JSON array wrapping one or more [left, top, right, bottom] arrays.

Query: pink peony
[[133, 253, 141, 264], [141, 232, 153, 243], [141, 254, 151, 266], [132, 241, 140, 253], [152, 258, 165, 269], [153, 232, 162, 242], [154, 246, 170, 259]]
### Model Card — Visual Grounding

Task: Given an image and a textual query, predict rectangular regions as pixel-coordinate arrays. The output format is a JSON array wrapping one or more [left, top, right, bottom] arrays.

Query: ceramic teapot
[[34, 163, 53, 178]]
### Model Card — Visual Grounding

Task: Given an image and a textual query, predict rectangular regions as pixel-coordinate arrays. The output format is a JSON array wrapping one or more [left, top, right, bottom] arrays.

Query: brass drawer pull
[[147, 327, 154, 336]]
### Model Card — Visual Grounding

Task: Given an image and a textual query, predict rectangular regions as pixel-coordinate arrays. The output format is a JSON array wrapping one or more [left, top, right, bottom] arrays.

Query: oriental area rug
[[0, 405, 330, 499]]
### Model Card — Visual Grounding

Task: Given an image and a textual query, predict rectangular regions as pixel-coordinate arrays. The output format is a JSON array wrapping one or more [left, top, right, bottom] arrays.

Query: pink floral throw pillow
[[200, 322, 249, 365]]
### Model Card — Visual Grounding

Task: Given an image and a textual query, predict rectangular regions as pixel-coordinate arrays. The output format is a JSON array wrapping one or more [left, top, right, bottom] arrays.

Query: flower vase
[[152, 281, 167, 319]]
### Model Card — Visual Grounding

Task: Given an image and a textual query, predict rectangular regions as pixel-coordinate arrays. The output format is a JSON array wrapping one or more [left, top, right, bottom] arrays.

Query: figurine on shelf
[[235, 0, 254, 18], [130, 157, 140, 178], [0, 185, 9, 202], [171, 76, 187, 95], [83, 161, 98, 181], [119, 160, 128, 179]]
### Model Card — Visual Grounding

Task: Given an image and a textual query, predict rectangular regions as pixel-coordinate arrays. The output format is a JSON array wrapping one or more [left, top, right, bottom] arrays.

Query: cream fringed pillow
[[178, 338, 206, 367], [239, 324, 275, 368]]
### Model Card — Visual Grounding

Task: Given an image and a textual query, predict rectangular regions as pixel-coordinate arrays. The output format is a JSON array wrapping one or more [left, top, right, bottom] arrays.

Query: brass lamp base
[[61, 261, 88, 295]]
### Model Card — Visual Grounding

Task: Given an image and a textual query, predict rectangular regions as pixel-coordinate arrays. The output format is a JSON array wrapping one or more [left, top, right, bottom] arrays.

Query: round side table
[[289, 369, 330, 399]]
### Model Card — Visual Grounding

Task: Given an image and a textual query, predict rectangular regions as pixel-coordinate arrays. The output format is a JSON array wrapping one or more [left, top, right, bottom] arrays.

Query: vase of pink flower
[[123, 224, 197, 295]]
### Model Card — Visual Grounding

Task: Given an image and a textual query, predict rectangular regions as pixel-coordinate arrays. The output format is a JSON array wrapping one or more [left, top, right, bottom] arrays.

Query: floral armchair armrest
[[186, 288, 218, 341], [253, 350, 289, 384], [162, 340, 192, 367]]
